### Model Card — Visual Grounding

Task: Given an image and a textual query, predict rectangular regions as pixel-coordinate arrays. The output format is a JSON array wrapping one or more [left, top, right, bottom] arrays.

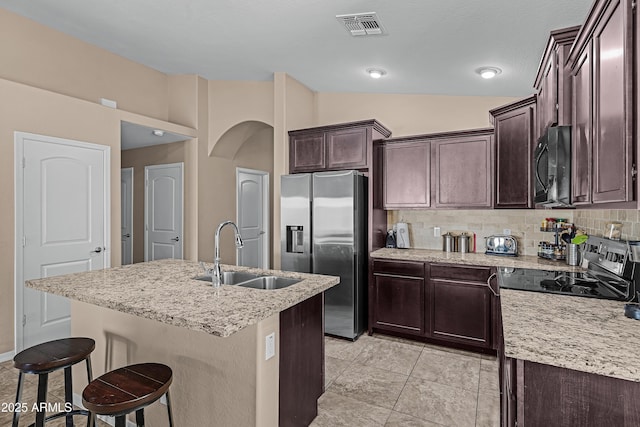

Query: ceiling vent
[[336, 12, 386, 37]]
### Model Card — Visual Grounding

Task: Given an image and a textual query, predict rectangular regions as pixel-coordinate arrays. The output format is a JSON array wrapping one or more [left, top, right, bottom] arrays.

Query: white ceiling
[[121, 121, 190, 150], [2, 0, 592, 97]]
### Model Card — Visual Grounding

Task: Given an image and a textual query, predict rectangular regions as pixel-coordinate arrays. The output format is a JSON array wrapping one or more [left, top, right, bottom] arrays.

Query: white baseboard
[[0, 350, 15, 363], [73, 393, 136, 427]]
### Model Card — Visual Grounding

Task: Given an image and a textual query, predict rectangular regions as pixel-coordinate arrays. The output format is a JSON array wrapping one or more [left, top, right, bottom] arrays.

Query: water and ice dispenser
[[286, 225, 304, 253]]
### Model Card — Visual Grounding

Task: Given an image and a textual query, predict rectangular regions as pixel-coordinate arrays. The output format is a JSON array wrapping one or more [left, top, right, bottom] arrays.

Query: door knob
[[171, 236, 180, 242], [122, 233, 131, 238], [90, 247, 103, 254]]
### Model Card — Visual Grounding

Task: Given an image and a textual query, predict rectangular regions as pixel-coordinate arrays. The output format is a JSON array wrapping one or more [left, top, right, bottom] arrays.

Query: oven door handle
[[487, 272, 499, 297]]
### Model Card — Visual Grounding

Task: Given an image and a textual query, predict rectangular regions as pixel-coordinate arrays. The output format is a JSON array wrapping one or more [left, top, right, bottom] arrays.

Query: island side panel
[[71, 300, 279, 426]]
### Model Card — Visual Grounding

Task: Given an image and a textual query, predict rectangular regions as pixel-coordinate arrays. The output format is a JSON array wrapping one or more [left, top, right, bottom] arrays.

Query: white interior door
[[16, 132, 109, 351], [121, 168, 134, 265], [145, 163, 183, 261], [236, 168, 269, 268]]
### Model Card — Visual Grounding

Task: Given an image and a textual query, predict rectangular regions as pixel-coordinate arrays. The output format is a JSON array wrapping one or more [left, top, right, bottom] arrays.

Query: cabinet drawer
[[430, 263, 492, 282], [373, 260, 424, 277]]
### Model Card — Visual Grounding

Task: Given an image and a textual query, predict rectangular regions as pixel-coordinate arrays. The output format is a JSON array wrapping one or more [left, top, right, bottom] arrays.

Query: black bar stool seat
[[82, 363, 174, 427], [13, 337, 95, 427]]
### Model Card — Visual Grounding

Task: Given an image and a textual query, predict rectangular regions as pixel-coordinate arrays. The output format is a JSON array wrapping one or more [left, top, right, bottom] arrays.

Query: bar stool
[[13, 337, 95, 427], [82, 363, 174, 427]]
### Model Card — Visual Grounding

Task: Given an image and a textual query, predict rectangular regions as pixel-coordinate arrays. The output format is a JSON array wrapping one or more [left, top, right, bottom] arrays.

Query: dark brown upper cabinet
[[533, 26, 580, 139], [381, 139, 431, 209], [288, 120, 391, 174], [567, 0, 635, 205], [431, 129, 494, 209], [489, 96, 537, 209], [380, 129, 494, 209]]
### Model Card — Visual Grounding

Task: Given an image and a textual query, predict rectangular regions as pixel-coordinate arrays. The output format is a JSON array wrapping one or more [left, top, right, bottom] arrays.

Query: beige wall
[[315, 93, 520, 137], [0, 79, 122, 353], [72, 301, 279, 426], [121, 141, 190, 263], [0, 9, 171, 122]]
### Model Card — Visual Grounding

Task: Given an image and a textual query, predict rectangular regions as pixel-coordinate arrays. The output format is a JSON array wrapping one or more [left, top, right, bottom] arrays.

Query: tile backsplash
[[573, 210, 640, 242], [388, 209, 640, 256]]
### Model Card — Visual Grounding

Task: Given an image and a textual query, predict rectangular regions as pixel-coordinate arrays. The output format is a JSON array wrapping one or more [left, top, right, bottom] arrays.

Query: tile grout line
[[385, 343, 424, 424], [474, 358, 482, 427]]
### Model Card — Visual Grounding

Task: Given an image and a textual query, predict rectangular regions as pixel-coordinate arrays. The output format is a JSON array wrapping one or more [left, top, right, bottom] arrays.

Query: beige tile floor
[[0, 334, 499, 427], [0, 358, 109, 427], [313, 334, 500, 427]]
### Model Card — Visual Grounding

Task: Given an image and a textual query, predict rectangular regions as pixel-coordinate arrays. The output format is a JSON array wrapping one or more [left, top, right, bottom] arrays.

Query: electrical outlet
[[160, 395, 167, 405], [434, 226, 441, 237], [265, 332, 275, 360], [503, 228, 511, 236]]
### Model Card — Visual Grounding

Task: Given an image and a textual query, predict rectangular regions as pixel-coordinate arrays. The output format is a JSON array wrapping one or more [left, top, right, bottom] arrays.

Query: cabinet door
[[432, 134, 493, 208], [372, 272, 425, 336], [326, 127, 368, 170], [592, 0, 633, 204], [290, 132, 325, 173], [572, 45, 593, 205], [383, 141, 430, 209], [429, 278, 492, 348], [494, 104, 535, 208], [537, 52, 557, 136]]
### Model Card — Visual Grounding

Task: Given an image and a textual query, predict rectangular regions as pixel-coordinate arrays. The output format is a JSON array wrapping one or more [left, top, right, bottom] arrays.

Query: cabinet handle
[[486, 272, 499, 297]]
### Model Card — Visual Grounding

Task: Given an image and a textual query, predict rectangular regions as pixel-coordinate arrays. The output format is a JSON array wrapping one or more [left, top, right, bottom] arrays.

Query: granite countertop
[[370, 248, 585, 272], [26, 259, 339, 338], [500, 289, 640, 382]]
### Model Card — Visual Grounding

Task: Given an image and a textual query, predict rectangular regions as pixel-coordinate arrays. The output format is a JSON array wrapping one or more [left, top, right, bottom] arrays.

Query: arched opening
[[200, 120, 275, 267]]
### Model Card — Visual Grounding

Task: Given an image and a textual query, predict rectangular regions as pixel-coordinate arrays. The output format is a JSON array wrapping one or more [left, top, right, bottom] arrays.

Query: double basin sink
[[193, 271, 300, 290]]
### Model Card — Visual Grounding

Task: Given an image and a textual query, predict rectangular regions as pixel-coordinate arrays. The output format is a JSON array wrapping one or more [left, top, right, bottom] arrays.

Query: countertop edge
[[370, 248, 585, 272]]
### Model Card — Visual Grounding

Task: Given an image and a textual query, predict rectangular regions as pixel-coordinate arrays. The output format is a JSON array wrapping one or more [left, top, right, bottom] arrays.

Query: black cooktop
[[498, 266, 633, 301]]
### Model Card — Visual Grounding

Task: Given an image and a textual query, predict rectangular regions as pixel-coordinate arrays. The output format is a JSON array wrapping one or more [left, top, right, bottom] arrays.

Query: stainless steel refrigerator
[[281, 170, 367, 340]]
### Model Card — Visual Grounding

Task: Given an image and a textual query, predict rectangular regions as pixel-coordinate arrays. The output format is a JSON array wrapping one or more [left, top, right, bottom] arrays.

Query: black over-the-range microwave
[[534, 125, 571, 207]]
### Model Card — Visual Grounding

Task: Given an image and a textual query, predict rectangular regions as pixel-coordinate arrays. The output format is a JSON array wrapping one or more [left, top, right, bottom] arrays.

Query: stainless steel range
[[498, 236, 637, 302]]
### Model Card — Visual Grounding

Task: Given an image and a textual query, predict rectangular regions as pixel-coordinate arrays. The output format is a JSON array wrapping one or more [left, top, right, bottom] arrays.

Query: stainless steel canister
[[566, 243, 580, 266], [443, 233, 455, 252], [459, 233, 470, 253]]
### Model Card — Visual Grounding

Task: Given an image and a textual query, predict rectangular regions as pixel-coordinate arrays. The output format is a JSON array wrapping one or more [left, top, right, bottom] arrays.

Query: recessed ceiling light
[[367, 68, 386, 79], [152, 129, 165, 137], [477, 67, 502, 79]]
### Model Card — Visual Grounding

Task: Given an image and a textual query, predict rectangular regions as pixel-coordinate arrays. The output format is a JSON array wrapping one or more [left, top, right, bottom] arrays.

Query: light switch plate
[[265, 332, 275, 360], [434, 226, 441, 237]]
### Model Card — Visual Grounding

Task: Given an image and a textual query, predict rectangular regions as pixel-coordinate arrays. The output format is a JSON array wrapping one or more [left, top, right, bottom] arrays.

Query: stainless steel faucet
[[212, 221, 244, 286]]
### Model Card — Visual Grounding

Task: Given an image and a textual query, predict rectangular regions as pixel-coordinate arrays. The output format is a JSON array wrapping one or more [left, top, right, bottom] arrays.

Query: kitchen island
[[26, 259, 339, 427]]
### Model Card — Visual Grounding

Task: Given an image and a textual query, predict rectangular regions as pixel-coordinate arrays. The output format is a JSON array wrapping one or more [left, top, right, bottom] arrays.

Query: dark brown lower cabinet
[[501, 358, 640, 427], [370, 259, 497, 353], [279, 293, 324, 427], [429, 263, 495, 349], [371, 260, 426, 336]]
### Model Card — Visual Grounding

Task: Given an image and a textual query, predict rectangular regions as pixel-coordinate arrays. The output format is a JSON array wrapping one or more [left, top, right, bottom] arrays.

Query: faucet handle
[[199, 262, 215, 277]]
